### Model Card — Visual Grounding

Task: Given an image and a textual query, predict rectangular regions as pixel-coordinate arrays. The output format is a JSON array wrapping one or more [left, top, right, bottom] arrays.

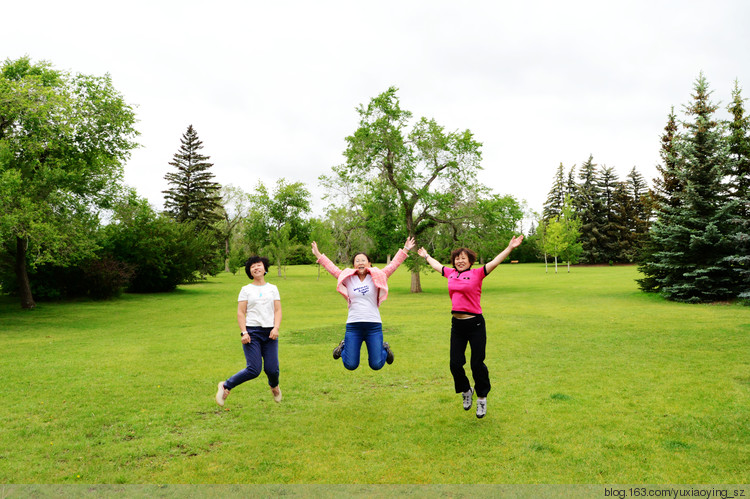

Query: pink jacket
[[317, 249, 409, 307]]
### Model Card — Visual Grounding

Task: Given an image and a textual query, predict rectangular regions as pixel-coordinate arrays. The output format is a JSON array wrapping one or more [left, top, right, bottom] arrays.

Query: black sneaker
[[332, 339, 345, 360], [384, 342, 394, 364]]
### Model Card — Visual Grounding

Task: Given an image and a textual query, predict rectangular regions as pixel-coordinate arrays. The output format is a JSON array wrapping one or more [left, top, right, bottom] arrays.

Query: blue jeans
[[341, 322, 388, 371], [224, 327, 279, 390]]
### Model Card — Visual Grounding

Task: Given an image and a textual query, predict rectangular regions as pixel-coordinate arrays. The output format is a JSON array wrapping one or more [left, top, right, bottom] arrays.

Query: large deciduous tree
[[329, 86, 485, 292], [0, 56, 138, 308], [243, 178, 311, 276]]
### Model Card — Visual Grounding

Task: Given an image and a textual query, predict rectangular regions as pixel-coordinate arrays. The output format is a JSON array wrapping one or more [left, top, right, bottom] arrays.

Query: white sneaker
[[271, 386, 282, 403], [216, 382, 229, 407], [476, 398, 487, 419], [462, 387, 474, 411]]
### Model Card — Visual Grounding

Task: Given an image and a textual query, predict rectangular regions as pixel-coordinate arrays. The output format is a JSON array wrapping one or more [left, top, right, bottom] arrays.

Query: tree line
[[1, 58, 525, 308], [3, 56, 746, 308], [536, 74, 749, 303]]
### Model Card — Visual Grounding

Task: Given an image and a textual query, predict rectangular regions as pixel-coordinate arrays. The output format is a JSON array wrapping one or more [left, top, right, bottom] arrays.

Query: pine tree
[[543, 163, 566, 222], [723, 81, 750, 300], [640, 74, 734, 302], [163, 125, 223, 231]]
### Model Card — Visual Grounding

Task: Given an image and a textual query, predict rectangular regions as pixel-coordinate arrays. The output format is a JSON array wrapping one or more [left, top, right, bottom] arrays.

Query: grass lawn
[[0, 263, 748, 484]]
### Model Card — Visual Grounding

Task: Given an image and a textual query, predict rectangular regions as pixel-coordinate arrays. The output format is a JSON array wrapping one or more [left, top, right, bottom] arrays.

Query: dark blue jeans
[[449, 314, 491, 397], [341, 322, 387, 371], [224, 327, 279, 390]]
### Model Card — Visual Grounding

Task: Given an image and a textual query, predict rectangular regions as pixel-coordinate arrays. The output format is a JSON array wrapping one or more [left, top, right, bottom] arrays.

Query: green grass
[[0, 263, 748, 484]]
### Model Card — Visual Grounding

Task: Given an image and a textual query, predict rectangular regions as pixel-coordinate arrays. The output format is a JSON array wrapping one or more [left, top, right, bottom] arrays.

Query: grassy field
[[0, 263, 748, 484]]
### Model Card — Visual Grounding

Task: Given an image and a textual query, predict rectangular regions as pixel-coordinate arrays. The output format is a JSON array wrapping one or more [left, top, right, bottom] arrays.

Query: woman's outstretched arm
[[382, 237, 415, 277], [485, 235, 524, 275], [312, 241, 343, 278], [418, 247, 444, 274]]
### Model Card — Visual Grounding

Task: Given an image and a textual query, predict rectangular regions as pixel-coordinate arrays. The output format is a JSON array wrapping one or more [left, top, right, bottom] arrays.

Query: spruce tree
[[640, 74, 734, 302], [599, 166, 621, 263], [543, 162, 566, 222], [723, 81, 750, 300], [626, 167, 651, 261], [577, 154, 607, 264], [638, 110, 683, 292], [652, 108, 681, 209], [163, 125, 223, 231], [565, 164, 578, 200]]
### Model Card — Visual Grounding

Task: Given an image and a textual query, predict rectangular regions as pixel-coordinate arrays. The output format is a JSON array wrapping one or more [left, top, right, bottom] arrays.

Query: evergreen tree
[[565, 164, 578, 201], [163, 125, 223, 231], [577, 154, 607, 263], [638, 110, 683, 292], [599, 166, 621, 263], [542, 162, 565, 222], [626, 167, 651, 261], [652, 108, 681, 209], [639, 74, 734, 302], [723, 81, 750, 300]]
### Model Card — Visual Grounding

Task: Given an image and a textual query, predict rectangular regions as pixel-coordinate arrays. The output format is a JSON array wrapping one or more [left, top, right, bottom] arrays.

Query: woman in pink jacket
[[311, 237, 415, 370]]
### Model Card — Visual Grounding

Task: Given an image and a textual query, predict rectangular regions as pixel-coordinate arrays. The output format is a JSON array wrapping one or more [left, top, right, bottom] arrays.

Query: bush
[[82, 257, 135, 299], [102, 195, 219, 293], [0, 255, 134, 301]]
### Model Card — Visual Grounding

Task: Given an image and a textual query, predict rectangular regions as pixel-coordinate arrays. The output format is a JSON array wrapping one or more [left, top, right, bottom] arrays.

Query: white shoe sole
[[216, 382, 227, 406]]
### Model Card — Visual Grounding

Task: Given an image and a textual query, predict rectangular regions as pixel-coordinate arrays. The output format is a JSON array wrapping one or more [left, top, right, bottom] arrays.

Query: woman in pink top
[[312, 237, 415, 370], [418, 235, 523, 419]]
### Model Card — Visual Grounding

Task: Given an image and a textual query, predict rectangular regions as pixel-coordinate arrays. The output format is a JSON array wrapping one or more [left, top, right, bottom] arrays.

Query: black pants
[[449, 314, 491, 398]]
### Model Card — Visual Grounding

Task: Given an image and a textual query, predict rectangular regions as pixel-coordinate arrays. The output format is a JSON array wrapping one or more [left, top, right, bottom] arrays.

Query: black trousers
[[449, 314, 491, 398]]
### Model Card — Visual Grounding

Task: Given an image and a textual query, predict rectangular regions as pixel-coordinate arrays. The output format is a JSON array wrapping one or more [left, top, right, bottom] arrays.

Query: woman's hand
[[311, 241, 321, 259], [417, 247, 429, 258], [508, 235, 524, 249], [269, 327, 279, 340], [241, 333, 251, 344], [404, 236, 416, 251]]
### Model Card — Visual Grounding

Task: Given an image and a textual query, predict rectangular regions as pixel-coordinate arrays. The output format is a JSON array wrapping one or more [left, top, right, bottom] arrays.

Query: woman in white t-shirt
[[216, 256, 282, 407], [311, 237, 415, 370]]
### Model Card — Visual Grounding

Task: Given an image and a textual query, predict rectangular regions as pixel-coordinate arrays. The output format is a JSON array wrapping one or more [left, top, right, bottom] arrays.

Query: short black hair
[[450, 248, 477, 268], [245, 256, 270, 278]]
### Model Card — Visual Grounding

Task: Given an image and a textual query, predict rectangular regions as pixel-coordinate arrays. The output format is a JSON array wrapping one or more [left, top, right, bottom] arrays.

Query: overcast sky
[[4, 1, 750, 219]]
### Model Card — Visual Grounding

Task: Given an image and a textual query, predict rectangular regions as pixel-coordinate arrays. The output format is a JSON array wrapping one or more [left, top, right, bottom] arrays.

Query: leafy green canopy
[[0, 56, 138, 308], [322, 87, 522, 289]]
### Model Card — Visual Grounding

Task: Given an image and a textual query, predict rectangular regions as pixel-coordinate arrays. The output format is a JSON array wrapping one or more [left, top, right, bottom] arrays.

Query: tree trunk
[[15, 237, 36, 309], [554, 256, 558, 274], [224, 238, 230, 273], [410, 270, 422, 293]]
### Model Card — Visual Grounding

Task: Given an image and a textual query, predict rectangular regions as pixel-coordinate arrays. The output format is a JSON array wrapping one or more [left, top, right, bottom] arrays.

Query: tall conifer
[[723, 81, 750, 300], [577, 155, 607, 263], [543, 163, 566, 222], [639, 74, 734, 302], [163, 125, 223, 231]]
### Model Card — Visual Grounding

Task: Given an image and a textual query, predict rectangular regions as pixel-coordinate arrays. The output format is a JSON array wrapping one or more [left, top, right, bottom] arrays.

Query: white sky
[[4, 1, 750, 218]]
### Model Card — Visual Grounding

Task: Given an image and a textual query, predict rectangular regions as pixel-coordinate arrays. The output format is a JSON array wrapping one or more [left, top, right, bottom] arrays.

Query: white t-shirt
[[238, 282, 280, 328], [344, 274, 381, 323]]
